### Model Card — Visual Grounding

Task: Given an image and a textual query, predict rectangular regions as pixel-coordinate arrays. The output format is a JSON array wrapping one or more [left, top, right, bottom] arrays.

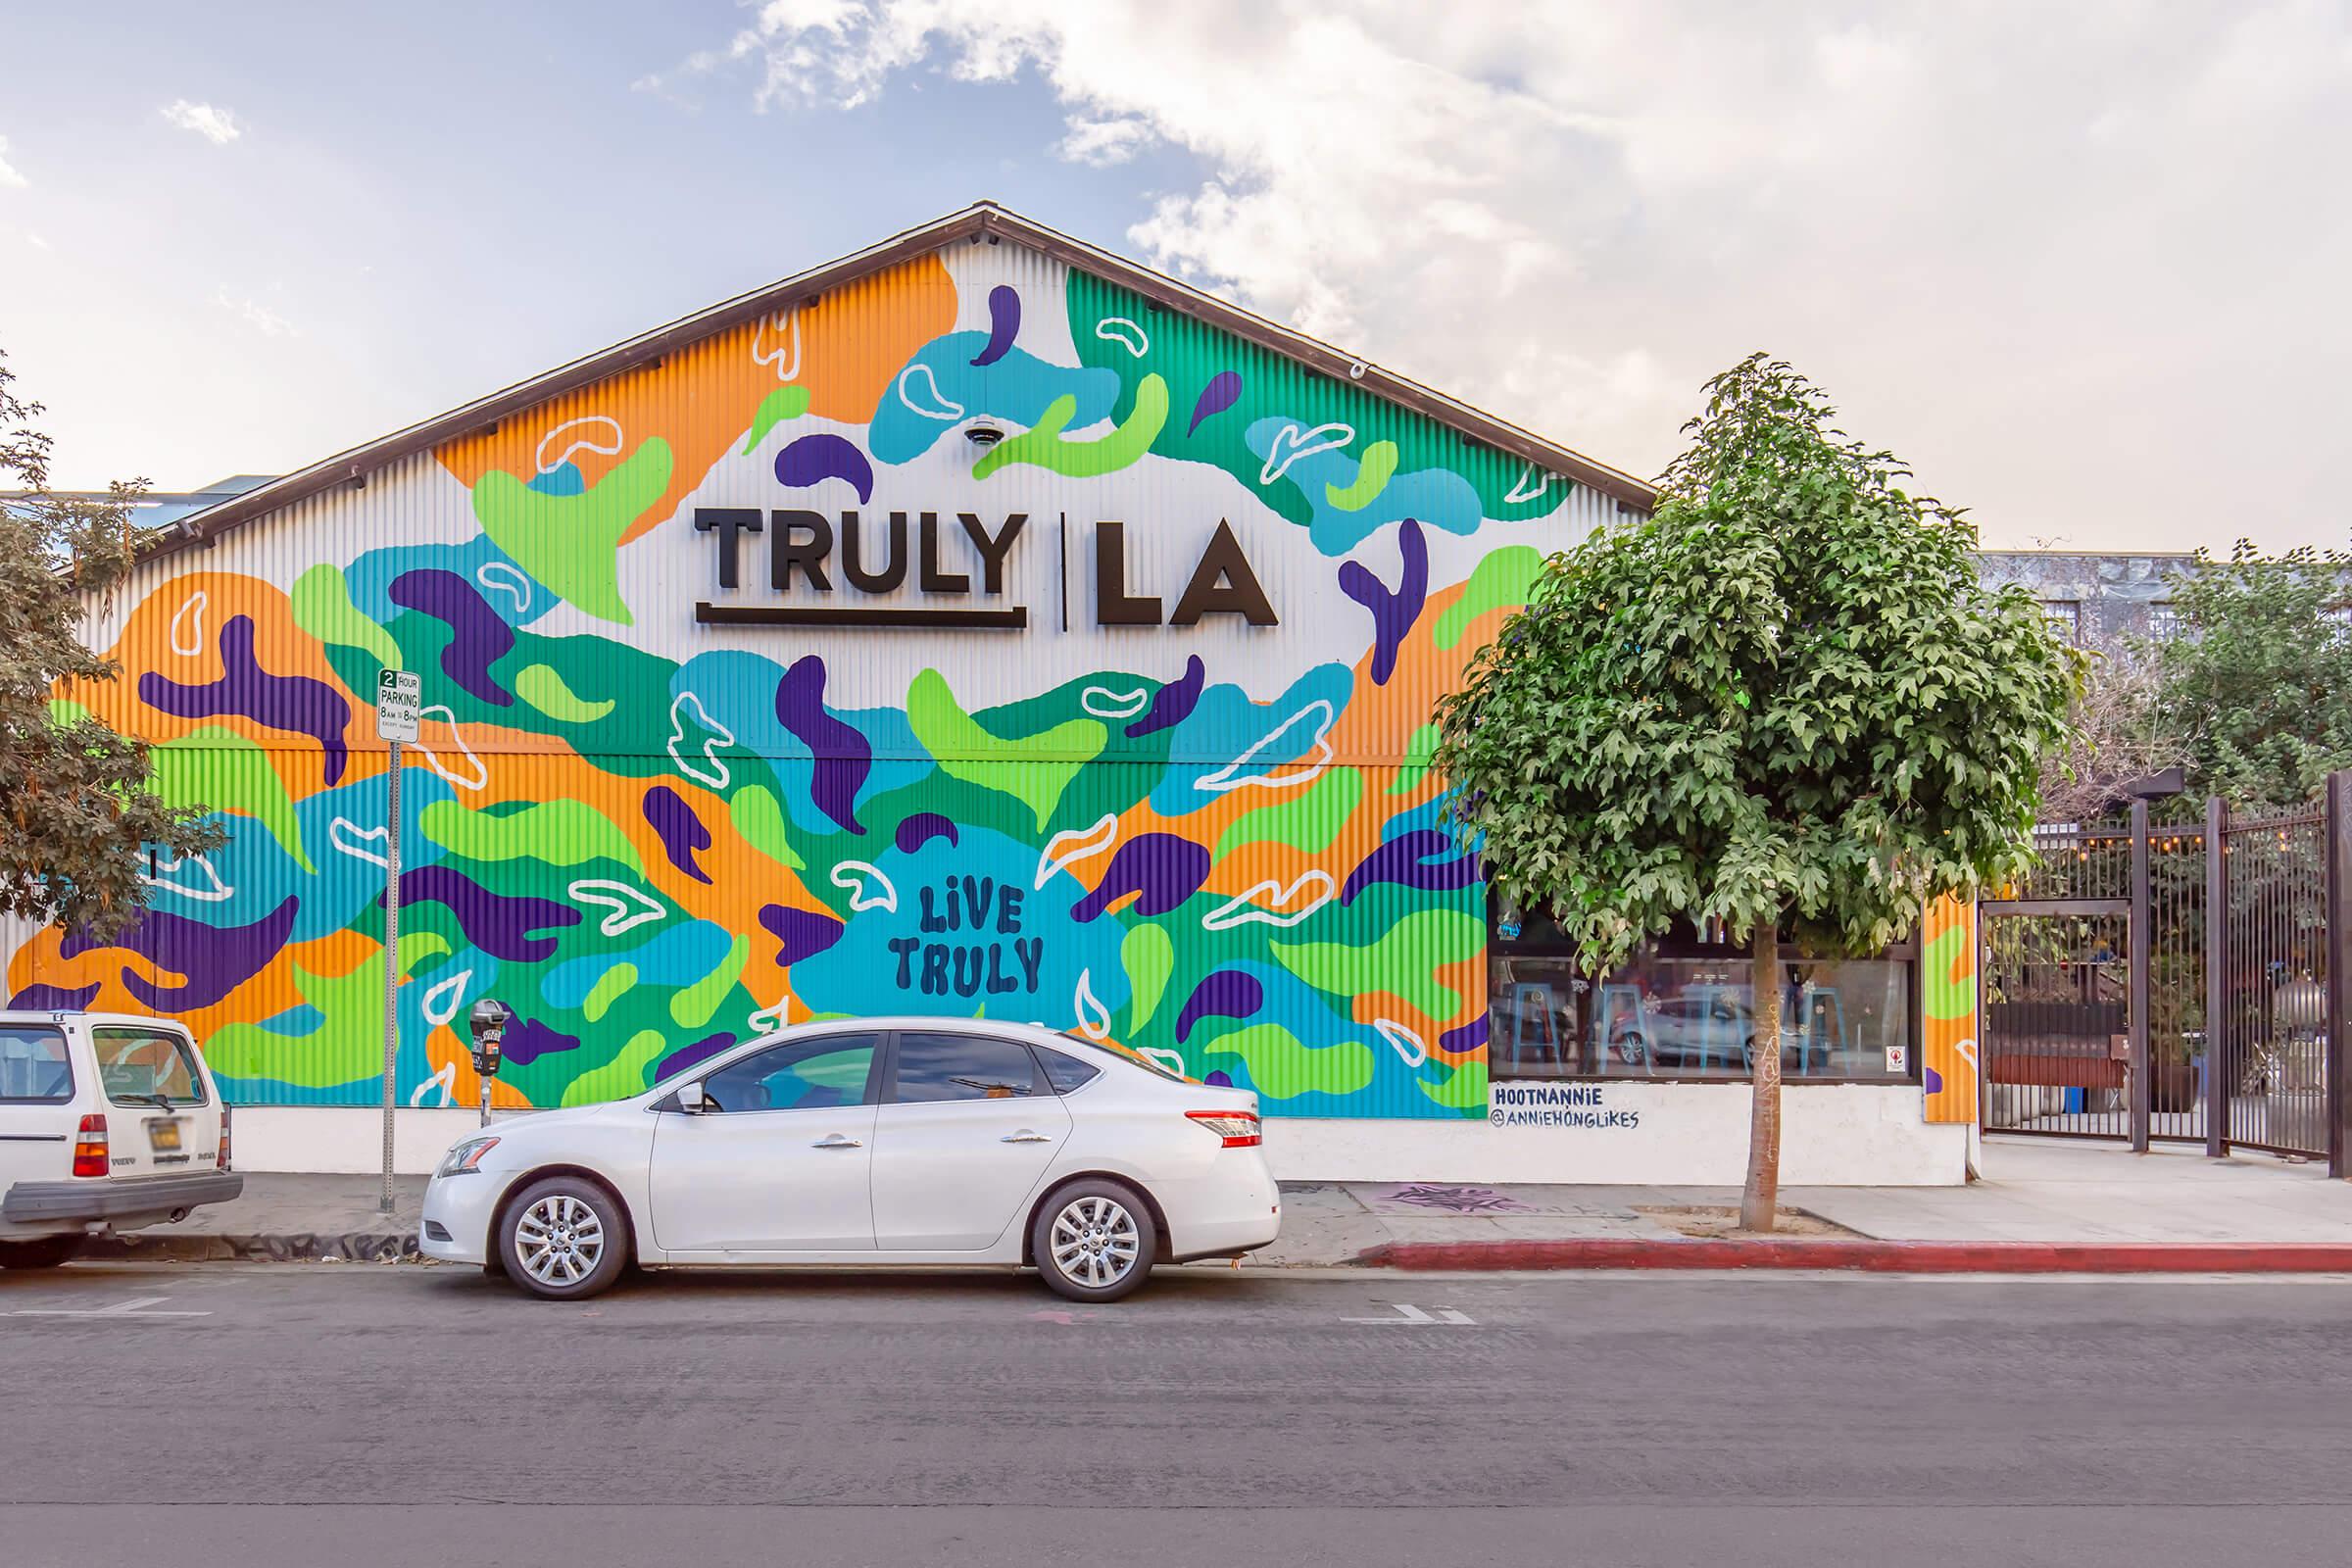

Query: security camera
[[963, 421, 1004, 451]]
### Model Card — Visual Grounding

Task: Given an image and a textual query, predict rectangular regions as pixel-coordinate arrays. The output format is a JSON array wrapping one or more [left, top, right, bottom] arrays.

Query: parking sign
[[376, 668, 421, 743]]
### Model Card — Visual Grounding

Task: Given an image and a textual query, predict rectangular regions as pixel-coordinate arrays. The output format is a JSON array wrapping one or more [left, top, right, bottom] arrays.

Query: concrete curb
[[78, 1232, 421, 1263], [1354, 1238, 2352, 1272]]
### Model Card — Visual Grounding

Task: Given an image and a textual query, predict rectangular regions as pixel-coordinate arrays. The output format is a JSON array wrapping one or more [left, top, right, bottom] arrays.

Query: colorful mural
[[1921, 894, 1979, 1121], [9, 239, 1610, 1120]]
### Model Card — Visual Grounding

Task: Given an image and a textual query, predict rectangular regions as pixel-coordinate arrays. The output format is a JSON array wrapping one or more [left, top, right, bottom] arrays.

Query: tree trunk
[[1740, 921, 1783, 1233]]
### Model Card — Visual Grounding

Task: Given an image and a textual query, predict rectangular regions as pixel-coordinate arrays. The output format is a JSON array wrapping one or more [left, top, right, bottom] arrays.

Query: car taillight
[[1186, 1110, 1261, 1148], [73, 1114, 109, 1177], [217, 1105, 232, 1172]]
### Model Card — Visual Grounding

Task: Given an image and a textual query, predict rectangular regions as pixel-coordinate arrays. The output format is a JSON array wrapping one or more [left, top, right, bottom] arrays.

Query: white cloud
[[0, 135, 26, 188], [677, 2, 2352, 551], [215, 285, 294, 337], [162, 100, 242, 145]]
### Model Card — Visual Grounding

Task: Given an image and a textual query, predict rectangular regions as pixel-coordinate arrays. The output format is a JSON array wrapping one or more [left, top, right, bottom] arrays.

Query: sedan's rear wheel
[[0, 1235, 84, 1270], [499, 1177, 627, 1300], [1033, 1179, 1155, 1303]]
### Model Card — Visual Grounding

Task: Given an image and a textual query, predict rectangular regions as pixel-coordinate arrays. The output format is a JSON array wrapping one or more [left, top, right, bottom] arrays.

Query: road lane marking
[[8, 1295, 211, 1319], [1341, 1302, 1475, 1326]]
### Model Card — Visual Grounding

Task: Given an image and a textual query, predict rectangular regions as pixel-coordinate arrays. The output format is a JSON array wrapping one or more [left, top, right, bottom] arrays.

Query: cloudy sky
[[2, 1, 2346, 552]]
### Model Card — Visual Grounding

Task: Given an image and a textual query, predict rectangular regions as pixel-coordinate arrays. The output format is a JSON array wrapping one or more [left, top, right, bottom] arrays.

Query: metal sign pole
[[380, 736, 402, 1213]]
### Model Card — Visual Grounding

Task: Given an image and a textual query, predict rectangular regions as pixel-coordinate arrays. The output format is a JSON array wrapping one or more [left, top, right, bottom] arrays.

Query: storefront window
[[1488, 914, 1917, 1083]]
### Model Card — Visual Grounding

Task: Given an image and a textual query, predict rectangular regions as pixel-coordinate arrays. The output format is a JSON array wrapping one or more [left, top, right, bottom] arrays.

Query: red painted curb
[[1354, 1238, 2352, 1273]]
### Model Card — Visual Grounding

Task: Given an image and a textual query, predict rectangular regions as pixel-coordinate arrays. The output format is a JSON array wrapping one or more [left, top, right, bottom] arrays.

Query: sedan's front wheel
[[1033, 1179, 1155, 1303], [499, 1177, 627, 1300]]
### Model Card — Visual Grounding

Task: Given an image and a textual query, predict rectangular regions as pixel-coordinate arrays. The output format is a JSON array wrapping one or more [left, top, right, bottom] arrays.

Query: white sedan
[[420, 1018, 1280, 1301]]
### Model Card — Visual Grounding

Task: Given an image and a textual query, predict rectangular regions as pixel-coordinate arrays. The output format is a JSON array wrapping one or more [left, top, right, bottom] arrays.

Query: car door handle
[[812, 1134, 863, 1150], [1001, 1131, 1054, 1144]]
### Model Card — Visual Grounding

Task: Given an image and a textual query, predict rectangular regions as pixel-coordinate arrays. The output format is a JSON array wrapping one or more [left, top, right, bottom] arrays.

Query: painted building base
[[234, 1084, 1965, 1186]]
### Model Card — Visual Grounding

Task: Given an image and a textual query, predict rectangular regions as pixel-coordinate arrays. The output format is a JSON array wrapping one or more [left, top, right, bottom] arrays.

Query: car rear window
[[93, 1027, 208, 1108], [0, 1026, 72, 1103]]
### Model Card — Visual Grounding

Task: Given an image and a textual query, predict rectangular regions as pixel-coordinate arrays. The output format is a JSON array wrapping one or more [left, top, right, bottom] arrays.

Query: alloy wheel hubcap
[[516, 1194, 605, 1287], [1050, 1196, 1139, 1289]]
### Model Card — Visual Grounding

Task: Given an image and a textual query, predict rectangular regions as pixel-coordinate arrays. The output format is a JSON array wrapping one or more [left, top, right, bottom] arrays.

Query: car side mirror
[[675, 1080, 708, 1114]]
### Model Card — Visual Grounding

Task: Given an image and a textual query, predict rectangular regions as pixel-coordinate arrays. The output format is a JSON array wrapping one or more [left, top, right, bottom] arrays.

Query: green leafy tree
[[0, 349, 221, 937], [1434, 355, 2082, 1228], [2154, 541, 2352, 808]]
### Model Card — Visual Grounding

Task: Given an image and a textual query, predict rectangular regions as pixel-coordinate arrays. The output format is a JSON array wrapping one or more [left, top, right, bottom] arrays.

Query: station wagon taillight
[[73, 1114, 109, 1177], [217, 1105, 232, 1172], [1186, 1110, 1262, 1148]]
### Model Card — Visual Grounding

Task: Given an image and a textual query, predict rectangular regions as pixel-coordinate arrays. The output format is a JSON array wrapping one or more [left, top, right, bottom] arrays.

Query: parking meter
[[467, 999, 513, 1126]]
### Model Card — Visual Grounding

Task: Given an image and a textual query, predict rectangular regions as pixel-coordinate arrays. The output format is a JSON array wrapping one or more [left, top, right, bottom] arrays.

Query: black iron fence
[[1981, 776, 2352, 1172]]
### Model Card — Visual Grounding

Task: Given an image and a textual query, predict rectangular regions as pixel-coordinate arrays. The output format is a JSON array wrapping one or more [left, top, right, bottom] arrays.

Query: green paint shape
[[974, 373, 1168, 480], [1417, 1056, 1489, 1112], [728, 785, 805, 871], [292, 564, 401, 671], [905, 669, 1105, 832], [157, 727, 311, 871], [515, 663, 615, 723], [1325, 440, 1398, 512], [1122, 925, 1174, 1032], [1925, 924, 1972, 1021], [470, 438, 671, 625], [562, 1028, 669, 1107], [1217, 767, 1364, 857], [670, 934, 749, 1029], [418, 799, 643, 874], [740, 384, 811, 454], [203, 933, 450, 1088], [583, 962, 637, 1024], [1389, 725, 1442, 794], [1271, 909, 1484, 1017], [1200, 1022, 1375, 1101], [1433, 545, 1544, 650]]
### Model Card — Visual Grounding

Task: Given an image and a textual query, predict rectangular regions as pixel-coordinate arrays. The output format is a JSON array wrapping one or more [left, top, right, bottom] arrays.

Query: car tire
[[1613, 1032, 1647, 1066], [498, 1176, 628, 1301], [1032, 1178, 1156, 1303], [0, 1235, 85, 1270]]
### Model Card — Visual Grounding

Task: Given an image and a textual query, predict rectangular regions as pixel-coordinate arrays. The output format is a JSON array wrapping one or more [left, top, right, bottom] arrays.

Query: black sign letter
[[958, 512, 1027, 595], [770, 510, 834, 592], [694, 508, 763, 590], [1170, 519, 1278, 626], [1094, 520, 1161, 626]]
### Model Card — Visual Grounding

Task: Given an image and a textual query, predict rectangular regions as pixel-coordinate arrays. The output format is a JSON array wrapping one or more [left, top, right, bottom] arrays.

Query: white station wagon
[[422, 1017, 1281, 1301], [0, 1011, 243, 1269]]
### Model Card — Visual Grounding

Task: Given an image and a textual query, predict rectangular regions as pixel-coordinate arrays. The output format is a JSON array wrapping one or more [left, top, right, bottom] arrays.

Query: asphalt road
[[4, 1262, 2350, 1567]]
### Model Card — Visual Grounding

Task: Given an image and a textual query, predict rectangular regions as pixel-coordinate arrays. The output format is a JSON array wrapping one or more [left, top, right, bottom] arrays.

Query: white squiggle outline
[[1095, 317, 1149, 358], [410, 1059, 457, 1108], [139, 850, 233, 904], [569, 878, 665, 937], [417, 706, 488, 793], [1503, 462, 1552, 505], [169, 591, 209, 658], [421, 967, 474, 1027], [752, 309, 802, 381], [831, 859, 899, 914], [329, 816, 391, 868], [1073, 969, 1112, 1040], [1200, 870, 1336, 932], [749, 996, 792, 1036], [666, 692, 735, 790], [1258, 421, 1355, 486], [1035, 813, 1118, 890], [896, 363, 965, 422], [534, 416, 623, 475], [1138, 1046, 1188, 1077], [1197, 700, 1336, 795], [475, 562, 531, 613], [1080, 685, 1151, 720], [1372, 1017, 1428, 1069]]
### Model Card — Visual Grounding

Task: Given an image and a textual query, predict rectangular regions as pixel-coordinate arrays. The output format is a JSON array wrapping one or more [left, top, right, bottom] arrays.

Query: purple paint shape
[[138, 615, 354, 785], [642, 784, 713, 885], [970, 284, 1020, 367], [1125, 655, 1205, 739], [9, 981, 99, 1011], [1187, 369, 1242, 436], [1924, 1067, 1944, 1094], [1204, 1070, 1234, 1088], [499, 1018, 580, 1068], [1337, 518, 1428, 686], [773, 657, 870, 835], [895, 812, 959, 854], [1340, 828, 1481, 906], [384, 865, 580, 963], [1440, 1016, 1489, 1055], [62, 896, 298, 1012], [656, 1031, 739, 1082], [774, 433, 876, 506], [760, 904, 845, 968], [1069, 834, 1211, 922], [1175, 969, 1264, 1044], [387, 567, 515, 708]]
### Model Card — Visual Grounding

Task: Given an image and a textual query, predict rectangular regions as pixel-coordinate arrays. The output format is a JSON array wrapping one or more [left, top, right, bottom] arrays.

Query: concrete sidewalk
[[67, 1136, 2352, 1269]]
